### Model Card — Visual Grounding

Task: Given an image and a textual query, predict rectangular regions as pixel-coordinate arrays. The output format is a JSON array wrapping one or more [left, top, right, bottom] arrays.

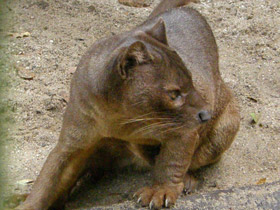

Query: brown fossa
[[17, 0, 240, 209]]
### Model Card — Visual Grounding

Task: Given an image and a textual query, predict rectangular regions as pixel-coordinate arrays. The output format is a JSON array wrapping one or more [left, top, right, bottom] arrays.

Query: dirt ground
[[1, 0, 280, 209]]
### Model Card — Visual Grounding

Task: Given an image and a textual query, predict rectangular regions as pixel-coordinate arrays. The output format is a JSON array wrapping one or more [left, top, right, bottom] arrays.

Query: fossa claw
[[149, 200, 154, 209], [137, 197, 142, 204], [165, 198, 169, 207]]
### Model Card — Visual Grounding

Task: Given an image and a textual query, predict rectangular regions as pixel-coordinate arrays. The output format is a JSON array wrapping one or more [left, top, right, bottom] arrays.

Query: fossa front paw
[[133, 183, 184, 209]]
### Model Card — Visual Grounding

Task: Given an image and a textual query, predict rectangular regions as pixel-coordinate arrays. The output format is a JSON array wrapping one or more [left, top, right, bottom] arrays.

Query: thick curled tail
[[149, 0, 199, 19]]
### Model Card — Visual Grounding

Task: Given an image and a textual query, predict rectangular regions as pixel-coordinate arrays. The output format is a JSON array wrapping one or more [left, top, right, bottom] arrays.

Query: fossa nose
[[198, 110, 211, 123]]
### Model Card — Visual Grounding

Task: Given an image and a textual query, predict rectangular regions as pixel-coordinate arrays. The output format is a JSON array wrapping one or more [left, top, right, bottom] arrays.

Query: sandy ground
[[1, 0, 280, 209]]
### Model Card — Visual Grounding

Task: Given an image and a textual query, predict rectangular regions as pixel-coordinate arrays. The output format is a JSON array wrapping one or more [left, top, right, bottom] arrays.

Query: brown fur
[[16, 0, 240, 209]]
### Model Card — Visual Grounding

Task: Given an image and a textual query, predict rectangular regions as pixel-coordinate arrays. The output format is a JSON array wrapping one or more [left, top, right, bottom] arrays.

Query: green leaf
[[250, 113, 259, 124]]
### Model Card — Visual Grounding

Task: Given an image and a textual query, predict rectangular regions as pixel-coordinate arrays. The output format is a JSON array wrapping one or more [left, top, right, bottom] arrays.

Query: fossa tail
[[149, 0, 199, 19]]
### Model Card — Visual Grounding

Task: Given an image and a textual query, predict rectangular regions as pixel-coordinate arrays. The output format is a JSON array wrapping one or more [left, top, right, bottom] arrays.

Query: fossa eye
[[169, 90, 181, 101]]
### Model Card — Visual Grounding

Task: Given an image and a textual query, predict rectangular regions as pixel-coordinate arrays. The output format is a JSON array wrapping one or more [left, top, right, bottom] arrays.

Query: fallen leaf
[[59, 90, 69, 103], [75, 38, 85, 41], [16, 66, 35, 80], [16, 179, 34, 186], [247, 96, 258, 103], [88, 5, 97, 13], [22, 32, 31, 37], [8, 32, 31, 38], [256, 178, 266, 185], [68, 67, 76, 74], [7, 33, 15, 37], [15, 33, 22, 38]]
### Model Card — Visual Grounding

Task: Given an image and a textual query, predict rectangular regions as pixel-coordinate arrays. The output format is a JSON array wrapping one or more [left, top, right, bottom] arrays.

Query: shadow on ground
[[67, 170, 280, 210]]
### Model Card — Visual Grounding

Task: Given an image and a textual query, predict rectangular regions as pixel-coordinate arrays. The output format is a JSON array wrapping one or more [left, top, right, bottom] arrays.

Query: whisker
[[121, 117, 173, 125], [130, 100, 145, 107], [120, 111, 173, 125], [132, 122, 165, 134], [119, 110, 184, 137], [131, 121, 178, 136], [160, 122, 186, 135]]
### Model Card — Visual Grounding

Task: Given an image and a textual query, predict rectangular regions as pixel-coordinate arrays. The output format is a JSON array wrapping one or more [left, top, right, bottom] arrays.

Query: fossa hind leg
[[190, 98, 240, 171], [181, 98, 240, 193]]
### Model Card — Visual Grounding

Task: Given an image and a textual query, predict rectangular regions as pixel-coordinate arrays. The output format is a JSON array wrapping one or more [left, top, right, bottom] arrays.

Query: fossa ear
[[117, 41, 152, 79], [145, 18, 169, 45]]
